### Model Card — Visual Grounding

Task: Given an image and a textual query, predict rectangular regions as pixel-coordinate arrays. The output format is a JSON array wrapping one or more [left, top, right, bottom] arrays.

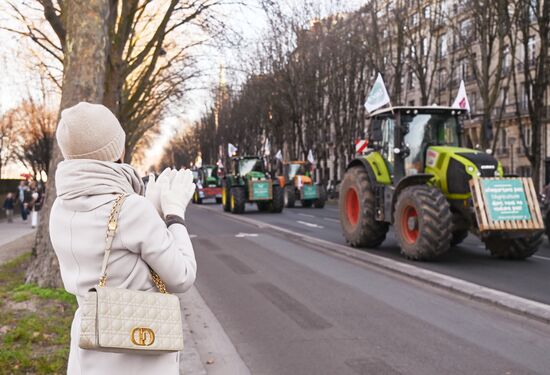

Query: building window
[[412, 13, 419, 26], [503, 46, 510, 72], [438, 34, 447, 58], [423, 5, 431, 18], [528, 36, 536, 66]]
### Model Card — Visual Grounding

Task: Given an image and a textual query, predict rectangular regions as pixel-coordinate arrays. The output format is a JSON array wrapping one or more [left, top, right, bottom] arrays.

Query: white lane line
[[533, 255, 550, 261], [235, 233, 259, 238], [324, 218, 339, 223], [298, 213, 315, 218], [297, 220, 324, 229], [189, 234, 198, 238]]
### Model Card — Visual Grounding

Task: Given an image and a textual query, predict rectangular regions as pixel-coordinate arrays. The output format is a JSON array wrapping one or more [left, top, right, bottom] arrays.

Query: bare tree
[[26, 0, 111, 288]]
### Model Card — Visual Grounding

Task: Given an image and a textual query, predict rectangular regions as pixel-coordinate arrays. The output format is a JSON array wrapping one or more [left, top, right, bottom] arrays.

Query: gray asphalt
[[220, 201, 550, 306], [187, 204, 550, 375]]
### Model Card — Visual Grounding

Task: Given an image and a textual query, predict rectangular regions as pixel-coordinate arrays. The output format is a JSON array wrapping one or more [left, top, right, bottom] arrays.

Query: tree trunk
[[26, 0, 111, 288]]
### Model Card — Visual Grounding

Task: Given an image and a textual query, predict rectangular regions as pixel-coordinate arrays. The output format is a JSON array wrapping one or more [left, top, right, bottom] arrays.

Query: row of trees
[[169, 0, 549, 187], [1, 0, 234, 287]]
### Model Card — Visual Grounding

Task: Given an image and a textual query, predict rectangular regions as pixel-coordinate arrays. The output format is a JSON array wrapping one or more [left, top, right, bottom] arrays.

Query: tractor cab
[[199, 165, 220, 187], [232, 156, 267, 178], [284, 161, 312, 185]]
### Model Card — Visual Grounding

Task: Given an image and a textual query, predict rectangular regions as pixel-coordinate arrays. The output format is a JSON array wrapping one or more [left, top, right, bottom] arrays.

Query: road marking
[[189, 234, 198, 238], [235, 233, 259, 238], [533, 255, 550, 261], [324, 217, 340, 223], [298, 213, 315, 218], [297, 220, 324, 229]]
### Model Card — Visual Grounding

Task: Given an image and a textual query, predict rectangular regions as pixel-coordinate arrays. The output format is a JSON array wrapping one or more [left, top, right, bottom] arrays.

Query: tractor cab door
[[370, 116, 396, 179]]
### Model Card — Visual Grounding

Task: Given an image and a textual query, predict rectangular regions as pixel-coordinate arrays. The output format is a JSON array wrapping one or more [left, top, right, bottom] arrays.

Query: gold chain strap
[[98, 194, 168, 294]]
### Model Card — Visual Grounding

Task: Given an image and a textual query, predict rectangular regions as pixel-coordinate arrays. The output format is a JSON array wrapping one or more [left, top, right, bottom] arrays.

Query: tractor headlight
[[494, 170, 500, 177], [467, 165, 475, 174]]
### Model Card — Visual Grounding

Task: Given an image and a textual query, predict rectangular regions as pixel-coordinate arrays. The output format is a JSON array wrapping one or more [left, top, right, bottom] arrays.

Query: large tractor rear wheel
[[222, 184, 231, 212], [284, 186, 296, 208], [270, 185, 285, 213], [230, 187, 246, 214], [193, 191, 203, 205], [313, 186, 327, 208], [339, 166, 388, 248], [394, 185, 452, 260], [484, 232, 543, 259]]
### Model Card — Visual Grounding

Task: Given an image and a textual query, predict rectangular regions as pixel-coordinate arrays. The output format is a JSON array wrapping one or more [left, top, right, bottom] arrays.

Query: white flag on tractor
[[307, 149, 315, 165], [228, 143, 238, 156], [195, 154, 202, 168], [364, 73, 391, 113], [263, 138, 271, 156], [216, 158, 223, 168], [452, 80, 471, 112], [275, 149, 283, 161]]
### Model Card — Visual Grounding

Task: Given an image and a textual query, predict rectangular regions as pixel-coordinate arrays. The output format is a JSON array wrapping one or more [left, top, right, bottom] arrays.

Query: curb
[[198, 205, 550, 324]]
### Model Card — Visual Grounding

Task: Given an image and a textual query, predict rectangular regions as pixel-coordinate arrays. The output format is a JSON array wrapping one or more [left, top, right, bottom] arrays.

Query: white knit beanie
[[56, 102, 126, 162]]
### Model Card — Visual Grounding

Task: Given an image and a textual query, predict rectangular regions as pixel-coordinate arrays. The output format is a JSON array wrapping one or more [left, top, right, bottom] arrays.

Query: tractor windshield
[[403, 113, 460, 174], [239, 159, 263, 175], [204, 167, 215, 178], [288, 164, 306, 179]]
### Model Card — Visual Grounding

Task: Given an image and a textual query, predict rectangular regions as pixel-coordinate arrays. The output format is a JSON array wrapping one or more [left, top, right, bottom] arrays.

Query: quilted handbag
[[79, 194, 184, 353]]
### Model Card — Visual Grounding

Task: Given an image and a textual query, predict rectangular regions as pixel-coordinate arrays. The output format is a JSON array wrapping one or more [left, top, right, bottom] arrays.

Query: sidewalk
[[0, 217, 36, 264], [0, 219, 245, 374]]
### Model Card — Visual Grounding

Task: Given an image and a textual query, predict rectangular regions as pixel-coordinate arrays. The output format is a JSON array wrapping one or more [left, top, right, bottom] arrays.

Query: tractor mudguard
[[346, 152, 392, 186], [390, 174, 434, 223]]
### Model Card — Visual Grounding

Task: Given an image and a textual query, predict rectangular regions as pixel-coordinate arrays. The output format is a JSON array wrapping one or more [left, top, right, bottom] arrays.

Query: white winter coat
[[49, 160, 197, 375]]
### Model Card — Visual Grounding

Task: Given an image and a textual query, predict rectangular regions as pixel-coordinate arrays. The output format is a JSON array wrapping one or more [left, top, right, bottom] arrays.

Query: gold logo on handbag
[[131, 327, 155, 346]]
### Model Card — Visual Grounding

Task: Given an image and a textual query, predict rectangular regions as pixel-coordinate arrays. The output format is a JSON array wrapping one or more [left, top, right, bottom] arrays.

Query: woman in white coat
[[49, 102, 197, 375]]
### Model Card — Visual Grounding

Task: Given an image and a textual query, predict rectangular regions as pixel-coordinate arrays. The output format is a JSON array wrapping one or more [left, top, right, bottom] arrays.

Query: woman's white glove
[[145, 168, 172, 216], [160, 169, 196, 220]]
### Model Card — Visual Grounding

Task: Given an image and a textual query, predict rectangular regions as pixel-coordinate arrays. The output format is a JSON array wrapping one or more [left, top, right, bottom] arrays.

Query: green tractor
[[192, 165, 223, 204], [339, 106, 544, 260], [221, 156, 285, 214]]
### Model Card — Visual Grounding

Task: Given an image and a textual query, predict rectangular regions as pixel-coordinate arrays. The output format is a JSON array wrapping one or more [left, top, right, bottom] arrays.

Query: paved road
[[187, 204, 550, 375], [207, 201, 550, 305]]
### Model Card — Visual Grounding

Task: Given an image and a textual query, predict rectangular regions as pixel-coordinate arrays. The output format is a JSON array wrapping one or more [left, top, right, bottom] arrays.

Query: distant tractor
[[193, 165, 223, 204], [221, 156, 284, 214], [280, 161, 327, 208], [339, 106, 544, 260]]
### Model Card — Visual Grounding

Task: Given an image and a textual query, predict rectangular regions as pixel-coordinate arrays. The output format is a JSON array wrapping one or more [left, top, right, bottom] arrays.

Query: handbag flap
[[96, 287, 184, 351]]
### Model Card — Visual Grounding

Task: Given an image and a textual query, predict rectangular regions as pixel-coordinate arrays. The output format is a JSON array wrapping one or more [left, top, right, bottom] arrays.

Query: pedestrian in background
[[17, 180, 29, 221], [3, 193, 15, 223], [49, 102, 197, 375]]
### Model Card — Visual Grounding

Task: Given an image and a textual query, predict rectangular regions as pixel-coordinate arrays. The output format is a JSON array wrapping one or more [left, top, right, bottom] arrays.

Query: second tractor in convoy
[[221, 156, 285, 214]]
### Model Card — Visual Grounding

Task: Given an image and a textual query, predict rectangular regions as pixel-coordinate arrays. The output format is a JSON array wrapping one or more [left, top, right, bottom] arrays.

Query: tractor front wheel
[[394, 185, 452, 260], [270, 185, 285, 213], [230, 187, 246, 214], [222, 185, 231, 212], [313, 186, 327, 208], [451, 230, 469, 246], [284, 186, 296, 208], [484, 232, 543, 259], [339, 166, 388, 248]]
